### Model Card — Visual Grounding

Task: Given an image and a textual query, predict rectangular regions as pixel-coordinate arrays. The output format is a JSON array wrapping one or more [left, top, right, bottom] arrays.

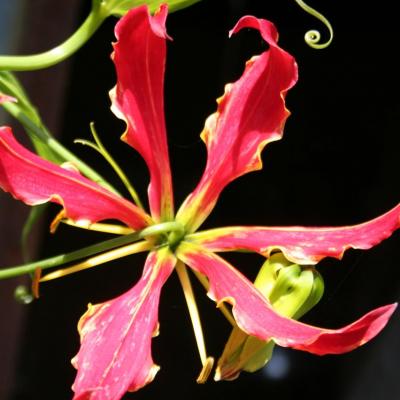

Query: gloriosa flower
[[0, 5, 399, 400]]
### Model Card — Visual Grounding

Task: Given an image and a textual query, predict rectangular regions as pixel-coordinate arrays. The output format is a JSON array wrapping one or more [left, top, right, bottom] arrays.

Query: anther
[[31, 267, 42, 298], [196, 357, 215, 384], [50, 209, 65, 233]]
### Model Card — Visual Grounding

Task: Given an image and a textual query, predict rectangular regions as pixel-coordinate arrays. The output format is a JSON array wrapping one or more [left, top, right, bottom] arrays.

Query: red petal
[[176, 16, 298, 231], [0, 126, 151, 229], [188, 204, 400, 264], [111, 5, 174, 222], [72, 249, 176, 399], [177, 242, 397, 355]]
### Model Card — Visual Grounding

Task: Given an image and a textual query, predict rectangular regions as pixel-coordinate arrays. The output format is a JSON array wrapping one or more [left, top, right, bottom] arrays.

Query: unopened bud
[[14, 285, 34, 304], [216, 253, 324, 380]]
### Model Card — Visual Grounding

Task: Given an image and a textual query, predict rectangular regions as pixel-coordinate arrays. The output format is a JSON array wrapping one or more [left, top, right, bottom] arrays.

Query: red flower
[[0, 5, 398, 400]]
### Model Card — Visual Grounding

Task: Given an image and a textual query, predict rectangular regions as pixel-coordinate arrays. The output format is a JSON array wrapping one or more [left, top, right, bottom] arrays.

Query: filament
[[40, 240, 151, 282], [192, 269, 236, 327], [175, 261, 214, 383], [61, 219, 134, 235]]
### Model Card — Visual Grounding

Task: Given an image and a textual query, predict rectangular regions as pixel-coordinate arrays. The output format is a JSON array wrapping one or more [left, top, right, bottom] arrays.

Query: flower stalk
[[0, 4, 107, 71]]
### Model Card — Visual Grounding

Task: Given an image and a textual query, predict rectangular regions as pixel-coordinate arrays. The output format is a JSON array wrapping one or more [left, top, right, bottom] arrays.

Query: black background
[[6, 1, 400, 399]]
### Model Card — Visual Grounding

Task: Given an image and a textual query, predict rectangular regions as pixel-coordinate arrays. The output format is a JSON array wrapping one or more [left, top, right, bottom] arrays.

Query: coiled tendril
[[294, 0, 333, 49]]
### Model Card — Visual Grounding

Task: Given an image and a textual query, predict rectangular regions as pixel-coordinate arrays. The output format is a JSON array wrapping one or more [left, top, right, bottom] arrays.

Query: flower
[[0, 5, 399, 400]]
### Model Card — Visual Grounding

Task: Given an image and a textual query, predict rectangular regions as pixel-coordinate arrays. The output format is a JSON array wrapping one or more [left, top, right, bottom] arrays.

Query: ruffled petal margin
[[111, 5, 174, 222], [176, 15, 298, 231], [187, 203, 400, 264], [72, 248, 176, 400], [177, 242, 397, 355], [0, 126, 151, 229]]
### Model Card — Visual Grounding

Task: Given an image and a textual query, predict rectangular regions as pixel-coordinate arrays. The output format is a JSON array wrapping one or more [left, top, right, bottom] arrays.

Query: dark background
[[1, 1, 400, 399]]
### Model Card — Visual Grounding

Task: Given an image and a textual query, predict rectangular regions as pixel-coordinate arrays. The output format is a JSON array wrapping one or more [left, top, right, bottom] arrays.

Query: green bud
[[292, 268, 324, 320], [14, 285, 34, 305], [216, 253, 325, 380], [253, 252, 292, 298]]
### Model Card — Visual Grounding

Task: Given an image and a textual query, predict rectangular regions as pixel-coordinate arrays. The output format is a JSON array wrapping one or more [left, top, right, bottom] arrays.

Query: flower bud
[[215, 253, 324, 380]]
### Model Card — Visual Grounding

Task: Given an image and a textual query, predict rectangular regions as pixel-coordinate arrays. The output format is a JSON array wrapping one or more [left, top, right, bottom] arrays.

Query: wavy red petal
[[0, 126, 151, 229], [111, 5, 174, 222], [188, 203, 400, 264], [72, 249, 176, 400], [176, 16, 298, 231], [177, 243, 397, 355]]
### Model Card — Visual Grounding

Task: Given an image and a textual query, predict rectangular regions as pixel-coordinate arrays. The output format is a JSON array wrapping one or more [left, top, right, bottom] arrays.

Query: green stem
[[293, 0, 333, 49], [0, 6, 107, 71], [0, 221, 184, 279]]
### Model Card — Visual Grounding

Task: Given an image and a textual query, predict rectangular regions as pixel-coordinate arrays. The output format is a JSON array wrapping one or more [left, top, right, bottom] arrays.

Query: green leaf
[[0, 71, 63, 162], [1, 72, 117, 192]]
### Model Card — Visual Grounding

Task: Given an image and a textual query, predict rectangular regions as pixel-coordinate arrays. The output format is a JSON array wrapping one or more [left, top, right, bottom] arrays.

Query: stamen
[[196, 357, 215, 384], [50, 209, 65, 233], [175, 262, 214, 382], [31, 267, 42, 298], [40, 240, 151, 282], [61, 219, 134, 235], [192, 269, 236, 327]]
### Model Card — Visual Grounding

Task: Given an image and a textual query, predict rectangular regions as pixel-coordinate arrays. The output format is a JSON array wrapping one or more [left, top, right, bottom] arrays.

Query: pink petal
[[111, 5, 174, 222], [0, 93, 17, 104], [177, 242, 397, 355], [187, 204, 400, 264], [72, 249, 176, 399], [176, 16, 298, 231], [0, 126, 151, 229]]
